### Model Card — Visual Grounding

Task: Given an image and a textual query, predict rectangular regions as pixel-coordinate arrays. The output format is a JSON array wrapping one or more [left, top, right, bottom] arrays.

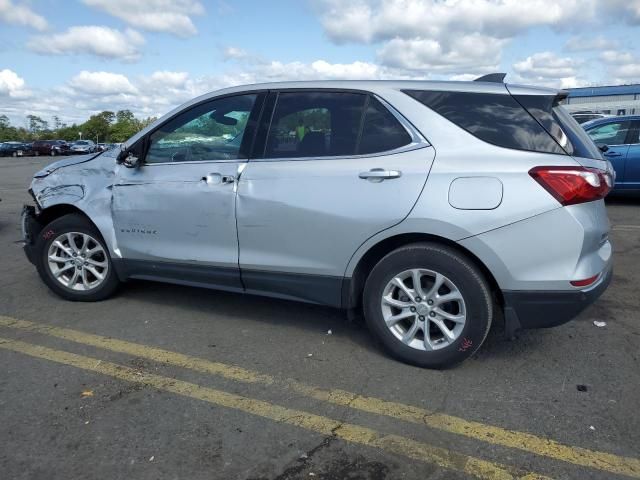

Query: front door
[[112, 92, 264, 289], [237, 90, 434, 306]]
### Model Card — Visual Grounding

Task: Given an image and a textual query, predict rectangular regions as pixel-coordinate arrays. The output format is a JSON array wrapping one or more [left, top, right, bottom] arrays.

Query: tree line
[[0, 110, 157, 143]]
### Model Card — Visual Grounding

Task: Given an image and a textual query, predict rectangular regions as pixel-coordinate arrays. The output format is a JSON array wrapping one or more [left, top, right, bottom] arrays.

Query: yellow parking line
[[1, 315, 638, 478], [0, 336, 548, 480]]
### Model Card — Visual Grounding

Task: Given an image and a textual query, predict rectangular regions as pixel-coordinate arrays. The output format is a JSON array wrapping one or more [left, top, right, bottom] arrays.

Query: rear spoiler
[[474, 73, 506, 83]]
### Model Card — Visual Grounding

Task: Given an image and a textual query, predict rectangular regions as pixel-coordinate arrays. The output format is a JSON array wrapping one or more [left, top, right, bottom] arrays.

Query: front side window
[[265, 92, 366, 158], [146, 94, 258, 164], [587, 121, 632, 146]]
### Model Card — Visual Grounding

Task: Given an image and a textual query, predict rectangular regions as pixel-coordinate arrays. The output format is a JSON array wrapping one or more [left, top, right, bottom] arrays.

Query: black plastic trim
[[241, 269, 343, 307], [503, 266, 612, 330], [113, 259, 243, 291], [112, 259, 345, 307]]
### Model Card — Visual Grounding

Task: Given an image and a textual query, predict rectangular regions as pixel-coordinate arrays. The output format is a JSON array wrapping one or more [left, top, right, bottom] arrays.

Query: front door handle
[[359, 168, 402, 182], [604, 151, 622, 157], [202, 173, 235, 185]]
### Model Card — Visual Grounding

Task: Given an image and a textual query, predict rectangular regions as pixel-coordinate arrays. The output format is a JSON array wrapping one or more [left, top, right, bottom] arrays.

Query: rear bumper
[[503, 264, 612, 330]]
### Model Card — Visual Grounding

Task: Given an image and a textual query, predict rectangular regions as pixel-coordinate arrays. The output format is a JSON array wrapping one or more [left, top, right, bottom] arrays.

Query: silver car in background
[[21, 77, 614, 368]]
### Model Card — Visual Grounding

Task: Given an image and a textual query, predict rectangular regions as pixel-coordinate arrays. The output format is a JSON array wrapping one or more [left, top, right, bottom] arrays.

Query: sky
[[1, 0, 639, 126]]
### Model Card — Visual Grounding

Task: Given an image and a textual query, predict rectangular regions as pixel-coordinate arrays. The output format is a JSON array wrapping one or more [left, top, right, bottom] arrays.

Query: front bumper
[[21, 205, 40, 264], [502, 264, 613, 332]]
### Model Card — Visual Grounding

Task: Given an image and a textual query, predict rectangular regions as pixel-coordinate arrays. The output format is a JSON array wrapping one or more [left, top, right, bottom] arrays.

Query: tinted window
[[265, 91, 366, 158], [586, 121, 632, 146], [404, 90, 565, 155], [515, 95, 602, 160], [358, 97, 412, 154], [146, 94, 258, 164]]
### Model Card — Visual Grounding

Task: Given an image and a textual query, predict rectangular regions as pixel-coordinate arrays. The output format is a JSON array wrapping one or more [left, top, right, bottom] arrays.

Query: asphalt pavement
[[0, 156, 639, 480]]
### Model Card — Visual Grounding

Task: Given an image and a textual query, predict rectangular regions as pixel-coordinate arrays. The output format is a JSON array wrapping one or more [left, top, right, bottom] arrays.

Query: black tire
[[34, 151, 39, 156], [34, 214, 119, 301], [363, 242, 493, 369]]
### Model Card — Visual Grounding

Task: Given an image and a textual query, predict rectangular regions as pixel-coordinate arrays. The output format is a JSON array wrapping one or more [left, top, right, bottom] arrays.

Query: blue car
[[583, 115, 640, 191]]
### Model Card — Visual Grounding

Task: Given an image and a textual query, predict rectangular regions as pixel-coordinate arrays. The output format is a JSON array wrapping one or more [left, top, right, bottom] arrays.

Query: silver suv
[[21, 78, 614, 368]]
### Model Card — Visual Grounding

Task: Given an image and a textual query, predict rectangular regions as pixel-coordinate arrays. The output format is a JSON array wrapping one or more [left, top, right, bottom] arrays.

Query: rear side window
[[514, 95, 602, 160], [263, 92, 413, 159], [585, 121, 632, 146], [403, 90, 566, 155], [358, 97, 412, 154], [265, 91, 366, 158]]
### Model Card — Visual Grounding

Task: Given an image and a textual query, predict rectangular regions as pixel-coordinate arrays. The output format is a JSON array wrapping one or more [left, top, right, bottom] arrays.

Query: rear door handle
[[359, 168, 402, 181], [202, 173, 235, 185]]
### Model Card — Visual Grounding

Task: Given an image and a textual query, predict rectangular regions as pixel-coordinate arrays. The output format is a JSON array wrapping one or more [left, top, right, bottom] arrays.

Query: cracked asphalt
[[0, 156, 639, 480]]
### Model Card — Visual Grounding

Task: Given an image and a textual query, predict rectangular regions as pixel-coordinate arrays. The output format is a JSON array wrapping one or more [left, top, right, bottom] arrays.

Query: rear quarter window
[[403, 90, 566, 155]]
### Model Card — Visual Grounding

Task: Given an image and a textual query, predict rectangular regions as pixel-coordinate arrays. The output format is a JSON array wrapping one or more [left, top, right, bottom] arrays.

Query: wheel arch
[[33, 204, 99, 238], [342, 232, 503, 311]]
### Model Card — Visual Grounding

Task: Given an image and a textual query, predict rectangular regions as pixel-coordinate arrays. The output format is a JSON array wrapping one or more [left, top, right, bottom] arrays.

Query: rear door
[[623, 120, 640, 189], [236, 90, 434, 306]]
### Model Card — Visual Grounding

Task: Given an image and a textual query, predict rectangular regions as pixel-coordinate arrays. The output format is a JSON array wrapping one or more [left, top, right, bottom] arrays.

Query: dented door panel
[[111, 161, 243, 268]]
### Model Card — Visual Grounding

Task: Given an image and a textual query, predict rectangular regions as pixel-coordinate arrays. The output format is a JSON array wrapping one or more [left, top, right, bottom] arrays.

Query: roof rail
[[474, 73, 506, 83]]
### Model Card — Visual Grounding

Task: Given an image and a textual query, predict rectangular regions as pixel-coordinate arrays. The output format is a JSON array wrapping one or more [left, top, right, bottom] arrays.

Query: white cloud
[[565, 35, 618, 52], [69, 71, 138, 95], [602, 0, 640, 24], [82, 0, 204, 37], [313, 0, 596, 76], [28, 26, 144, 62], [377, 34, 504, 74], [223, 46, 250, 60], [0, 69, 31, 98], [0, 0, 47, 31], [599, 51, 635, 65], [513, 52, 581, 79]]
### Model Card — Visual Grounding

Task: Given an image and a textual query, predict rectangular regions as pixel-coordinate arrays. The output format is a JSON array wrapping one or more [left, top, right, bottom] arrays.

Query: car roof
[[583, 115, 640, 129], [198, 79, 559, 97]]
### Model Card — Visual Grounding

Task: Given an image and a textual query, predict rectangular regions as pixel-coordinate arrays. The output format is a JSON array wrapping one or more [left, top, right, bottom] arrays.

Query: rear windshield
[[513, 95, 603, 160], [403, 90, 566, 155]]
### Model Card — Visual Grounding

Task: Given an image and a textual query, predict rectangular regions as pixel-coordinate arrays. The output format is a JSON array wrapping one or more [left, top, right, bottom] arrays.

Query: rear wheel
[[363, 243, 493, 368], [50, 149, 56, 156], [34, 214, 119, 301]]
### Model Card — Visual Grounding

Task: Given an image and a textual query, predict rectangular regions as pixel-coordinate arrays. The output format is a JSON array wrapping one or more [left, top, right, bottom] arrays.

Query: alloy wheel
[[381, 269, 466, 351], [47, 232, 109, 291]]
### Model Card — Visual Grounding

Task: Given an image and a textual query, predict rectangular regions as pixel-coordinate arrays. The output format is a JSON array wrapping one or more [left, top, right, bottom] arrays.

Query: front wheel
[[363, 243, 493, 369], [34, 214, 119, 301]]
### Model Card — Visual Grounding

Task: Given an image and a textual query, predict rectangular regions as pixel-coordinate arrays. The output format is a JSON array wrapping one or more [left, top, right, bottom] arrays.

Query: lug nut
[[415, 297, 421, 302], [429, 311, 436, 317], [419, 316, 425, 321], [410, 306, 416, 312], [427, 299, 433, 305]]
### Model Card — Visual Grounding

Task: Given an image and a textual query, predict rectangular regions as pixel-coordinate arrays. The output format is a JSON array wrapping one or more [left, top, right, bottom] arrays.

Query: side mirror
[[598, 144, 609, 153], [117, 149, 141, 168]]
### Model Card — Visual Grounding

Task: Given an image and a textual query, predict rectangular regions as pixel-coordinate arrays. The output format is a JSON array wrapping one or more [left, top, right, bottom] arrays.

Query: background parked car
[[70, 139, 97, 154], [583, 115, 640, 191], [0, 141, 32, 157], [32, 140, 70, 156], [571, 111, 609, 124]]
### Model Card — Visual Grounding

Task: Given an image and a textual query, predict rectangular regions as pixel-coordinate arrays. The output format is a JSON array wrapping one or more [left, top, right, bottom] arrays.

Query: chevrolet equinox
[[21, 77, 614, 368]]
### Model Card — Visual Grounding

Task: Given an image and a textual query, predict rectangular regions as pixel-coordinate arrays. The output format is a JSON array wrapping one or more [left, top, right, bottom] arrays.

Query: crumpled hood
[[33, 153, 101, 178]]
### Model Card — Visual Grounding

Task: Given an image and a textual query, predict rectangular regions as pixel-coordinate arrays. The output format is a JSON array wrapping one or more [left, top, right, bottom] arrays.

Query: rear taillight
[[529, 166, 612, 206]]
